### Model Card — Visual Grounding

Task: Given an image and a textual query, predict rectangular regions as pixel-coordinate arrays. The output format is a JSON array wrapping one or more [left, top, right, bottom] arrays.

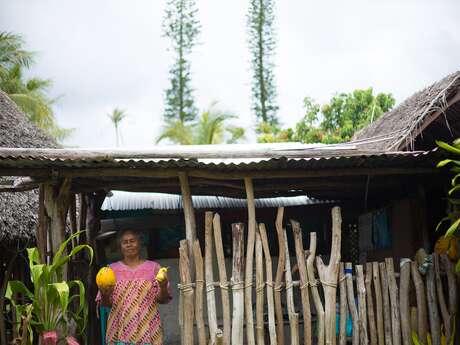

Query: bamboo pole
[[356, 265, 369, 345], [339, 263, 347, 345], [379, 262, 392, 345], [213, 214, 231, 345], [179, 172, 196, 276], [258, 223, 277, 345], [307, 233, 324, 345], [440, 254, 457, 318], [255, 232, 265, 345], [365, 263, 377, 345], [426, 262, 440, 345], [316, 206, 342, 345], [274, 207, 286, 345], [291, 220, 312, 345], [193, 240, 207, 345], [244, 177, 256, 345], [345, 263, 359, 345], [410, 261, 427, 345], [433, 253, 451, 345], [284, 229, 299, 344], [231, 223, 245, 345], [399, 259, 411, 345], [291, 313, 300, 345], [385, 258, 401, 345], [205, 212, 218, 345], [372, 262, 385, 345], [179, 240, 195, 345]]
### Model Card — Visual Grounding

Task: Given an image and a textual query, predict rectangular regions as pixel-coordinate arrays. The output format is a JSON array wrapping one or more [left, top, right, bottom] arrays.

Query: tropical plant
[[107, 108, 127, 146], [436, 139, 460, 272], [248, 0, 279, 129], [256, 121, 293, 143], [156, 102, 245, 145], [5, 231, 93, 344], [0, 32, 33, 77], [162, 0, 200, 125]]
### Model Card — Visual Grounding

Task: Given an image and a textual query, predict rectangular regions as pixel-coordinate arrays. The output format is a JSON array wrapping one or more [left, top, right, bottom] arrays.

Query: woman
[[99, 229, 172, 345]]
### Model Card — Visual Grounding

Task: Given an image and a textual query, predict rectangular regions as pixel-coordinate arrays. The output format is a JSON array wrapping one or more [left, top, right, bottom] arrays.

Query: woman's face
[[120, 231, 141, 259]]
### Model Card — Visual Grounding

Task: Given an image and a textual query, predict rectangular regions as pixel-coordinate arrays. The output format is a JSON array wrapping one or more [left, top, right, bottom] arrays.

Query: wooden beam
[[179, 172, 196, 274]]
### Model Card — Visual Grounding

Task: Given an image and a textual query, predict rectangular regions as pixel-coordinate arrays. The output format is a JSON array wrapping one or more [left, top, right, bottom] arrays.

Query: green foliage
[[157, 102, 245, 145], [293, 88, 396, 144], [163, 0, 200, 124], [256, 121, 293, 143], [0, 31, 72, 142], [5, 231, 93, 343], [248, 0, 279, 128], [437, 140, 460, 272], [107, 108, 127, 146]]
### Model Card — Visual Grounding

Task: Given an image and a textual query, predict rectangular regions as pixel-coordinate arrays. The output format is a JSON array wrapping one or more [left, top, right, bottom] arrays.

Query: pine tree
[[163, 0, 200, 124], [248, 0, 279, 129]]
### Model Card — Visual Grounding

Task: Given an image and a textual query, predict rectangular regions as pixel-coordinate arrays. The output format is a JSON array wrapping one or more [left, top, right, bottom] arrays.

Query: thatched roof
[[0, 90, 57, 243], [353, 71, 460, 151]]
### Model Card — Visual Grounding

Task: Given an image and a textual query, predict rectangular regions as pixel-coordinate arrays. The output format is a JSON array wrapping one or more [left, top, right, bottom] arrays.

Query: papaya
[[96, 266, 116, 288], [156, 267, 168, 283]]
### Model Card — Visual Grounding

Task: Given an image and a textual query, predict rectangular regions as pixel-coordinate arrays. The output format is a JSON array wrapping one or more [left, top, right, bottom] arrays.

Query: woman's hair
[[117, 228, 143, 246]]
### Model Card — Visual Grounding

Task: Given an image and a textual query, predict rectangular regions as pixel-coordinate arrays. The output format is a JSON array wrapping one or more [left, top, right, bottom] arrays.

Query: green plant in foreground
[[5, 231, 93, 344]]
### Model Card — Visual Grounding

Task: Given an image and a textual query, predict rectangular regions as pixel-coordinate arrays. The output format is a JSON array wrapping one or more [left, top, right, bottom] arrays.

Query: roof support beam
[[179, 172, 196, 277]]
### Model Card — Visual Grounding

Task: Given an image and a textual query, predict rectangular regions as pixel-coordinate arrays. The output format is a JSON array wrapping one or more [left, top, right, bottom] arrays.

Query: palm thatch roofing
[[0, 90, 57, 243], [353, 70, 460, 151]]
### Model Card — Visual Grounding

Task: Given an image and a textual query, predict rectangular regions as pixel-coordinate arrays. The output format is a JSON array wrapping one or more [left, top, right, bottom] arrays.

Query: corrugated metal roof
[[101, 191, 331, 211]]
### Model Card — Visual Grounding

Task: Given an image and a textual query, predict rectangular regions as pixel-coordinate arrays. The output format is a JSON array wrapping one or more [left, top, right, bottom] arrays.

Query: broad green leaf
[[68, 280, 86, 315], [411, 332, 421, 345], [436, 217, 450, 232], [30, 264, 45, 285], [437, 159, 460, 168], [453, 138, 460, 147], [6, 281, 34, 300], [50, 282, 70, 315], [27, 247, 41, 266], [437, 140, 460, 155], [448, 185, 460, 195], [445, 218, 460, 237], [52, 230, 84, 266], [452, 173, 460, 186]]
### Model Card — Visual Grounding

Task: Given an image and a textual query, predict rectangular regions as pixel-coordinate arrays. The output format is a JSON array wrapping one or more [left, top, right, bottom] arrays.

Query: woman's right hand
[[100, 285, 115, 307]]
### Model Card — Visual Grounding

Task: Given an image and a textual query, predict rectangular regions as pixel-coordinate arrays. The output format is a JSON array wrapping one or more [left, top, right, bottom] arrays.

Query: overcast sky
[[1, 0, 459, 147]]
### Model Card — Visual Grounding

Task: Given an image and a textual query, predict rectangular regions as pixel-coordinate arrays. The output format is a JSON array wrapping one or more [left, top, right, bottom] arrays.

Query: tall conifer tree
[[163, 0, 200, 124], [247, 0, 279, 129]]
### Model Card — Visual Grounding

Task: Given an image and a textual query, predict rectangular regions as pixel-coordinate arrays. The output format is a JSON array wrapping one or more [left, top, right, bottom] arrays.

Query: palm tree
[[0, 32, 33, 77], [156, 102, 245, 145], [107, 108, 127, 146]]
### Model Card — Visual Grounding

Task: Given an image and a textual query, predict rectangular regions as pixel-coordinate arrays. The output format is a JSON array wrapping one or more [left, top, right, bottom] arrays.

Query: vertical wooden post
[[259, 223, 277, 345], [365, 263, 376, 345], [284, 229, 299, 345], [255, 232, 265, 345], [205, 212, 218, 345], [231, 223, 245, 345], [399, 259, 411, 345], [339, 263, 348, 345], [291, 220, 312, 345], [213, 214, 231, 345], [179, 240, 195, 345], [244, 177, 256, 345], [434, 253, 451, 345], [179, 172, 196, 276], [411, 261, 427, 345], [372, 262, 385, 345], [346, 263, 359, 345], [356, 265, 369, 345], [193, 240, 207, 345], [385, 258, 401, 345], [379, 262, 392, 345], [426, 262, 440, 345], [36, 184, 47, 263], [291, 313, 300, 345], [440, 254, 457, 318], [307, 233, 324, 345], [69, 194, 78, 249], [316, 206, 342, 345], [274, 207, 286, 345]]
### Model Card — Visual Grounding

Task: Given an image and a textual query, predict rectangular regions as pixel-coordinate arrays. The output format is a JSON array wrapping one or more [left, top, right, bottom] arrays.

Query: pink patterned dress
[[103, 260, 172, 345]]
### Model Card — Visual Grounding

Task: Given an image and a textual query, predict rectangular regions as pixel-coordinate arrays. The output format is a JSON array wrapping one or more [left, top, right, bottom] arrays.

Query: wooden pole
[[284, 229, 299, 345], [231, 223, 245, 345], [399, 259, 411, 345], [426, 262, 440, 345], [204, 212, 218, 345], [307, 233, 324, 345], [356, 265, 369, 345], [345, 263, 359, 345], [36, 184, 47, 263], [179, 172, 196, 276], [291, 313, 300, 345], [213, 214, 231, 345], [255, 232, 265, 345], [193, 240, 207, 345], [365, 263, 377, 345], [379, 262, 392, 345], [274, 207, 286, 345], [69, 194, 78, 250], [440, 254, 457, 318], [372, 262, 385, 345], [316, 206, 342, 345], [339, 263, 347, 345], [258, 223, 277, 345], [179, 240, 195, 345], [244, 177, 256, 345], [385, 258, 401, 345], [410, 261, 427, 345], [433, 253, 451, 345], [291, 220, 312, 345]]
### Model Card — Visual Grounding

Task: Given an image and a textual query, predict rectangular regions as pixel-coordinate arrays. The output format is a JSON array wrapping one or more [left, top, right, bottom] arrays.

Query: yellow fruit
[[96, 266, 116, 288], [434, 236, 459, 261], [156, 267, 168, 282]]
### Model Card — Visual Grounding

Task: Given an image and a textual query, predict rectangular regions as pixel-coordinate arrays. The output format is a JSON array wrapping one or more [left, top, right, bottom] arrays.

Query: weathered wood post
[[284, 229, 299, 345], [36, 184, 47, 263], [372, 262, 385, 345], [205, 212, 218, 344], [308, 232, 324, 345], [410, 261, 427, 345], [385, 258, 401, 345], [179, 172, 197, 277], [379, 262, 392, 345], [274, 207, 286, 345], [317, 206, 342, 345], [244, 177, 256, 345], [426, 260, 440, 345], [231, 223, 245, 345], [193, 240, 207, 345], [356, 265, 368, 345], [179, 240, 195, 345], [365, 263, 377, 345], [399, 259, 411, 345], [255, 232, 265, 345], [338, 263, 348, 345], [345, 263, 359, 345], [434, 253, 452, 345]]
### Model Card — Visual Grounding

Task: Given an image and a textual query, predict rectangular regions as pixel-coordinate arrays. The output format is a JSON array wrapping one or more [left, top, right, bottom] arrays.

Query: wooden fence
[[177, 207, 458, 345]]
